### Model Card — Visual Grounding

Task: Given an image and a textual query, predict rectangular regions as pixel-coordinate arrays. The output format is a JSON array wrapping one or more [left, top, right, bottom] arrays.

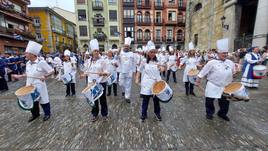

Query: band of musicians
[[5, 36, 267, 124]]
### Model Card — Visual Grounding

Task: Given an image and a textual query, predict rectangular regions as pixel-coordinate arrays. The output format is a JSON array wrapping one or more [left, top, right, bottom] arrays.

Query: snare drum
[[82, 83, 104, 107], [253, 65, 266, 79], [152, 80, 173, 103], [223, 82, 250, 102], [15, 86, 40, 110], [106, 73, 117, 86], [187, 69, 199, 84], [61, 73, 72, 84]]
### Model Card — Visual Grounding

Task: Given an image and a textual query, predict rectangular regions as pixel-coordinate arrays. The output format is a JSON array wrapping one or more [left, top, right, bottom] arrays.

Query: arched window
[[137, 29, 143, 40], [194, 3, 202, 12], [144, 29, 151, 41], [137, 11, 142, 23], [144, 11, 150, 23], [177, 29, 184, 41]]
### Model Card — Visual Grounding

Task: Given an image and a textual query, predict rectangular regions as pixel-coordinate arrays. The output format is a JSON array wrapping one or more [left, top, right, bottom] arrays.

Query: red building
[[0, 0, 35, 54]]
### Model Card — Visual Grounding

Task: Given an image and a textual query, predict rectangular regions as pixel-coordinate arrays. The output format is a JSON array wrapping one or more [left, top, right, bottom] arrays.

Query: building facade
[[0, 0, 35, 54], [121, 0, 186, 49], [75, 0, 121, 52], [28, 7, 76, 54], [185, 0, 268, 51]]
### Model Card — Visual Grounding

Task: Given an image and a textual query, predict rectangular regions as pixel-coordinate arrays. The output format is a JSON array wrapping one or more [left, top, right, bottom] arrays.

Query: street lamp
[[221, 16, 229, 30]]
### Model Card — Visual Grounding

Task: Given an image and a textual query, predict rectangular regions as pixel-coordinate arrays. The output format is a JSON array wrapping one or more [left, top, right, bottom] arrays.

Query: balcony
[[93, 31, 107, 41], [0, 3, 32, 23], [137, 19, 151, 26], [155, 37, 162, 43], [177, 20, 185, 26], [178, 6, 186, 11], [123, 18, 135, 24], [166, 37, 174, 43], [92, 1, 103, 10], [0, 26, 35, 40], [21, 0, 31, 5], [33, 23, 41, 27], [123, 1, 134, 7], [155, 2, 163, 9], [154, 18, 163, 26], [165, 20, 177, 26], [136, 2, 151, 9], [167, 2, 177, 8]]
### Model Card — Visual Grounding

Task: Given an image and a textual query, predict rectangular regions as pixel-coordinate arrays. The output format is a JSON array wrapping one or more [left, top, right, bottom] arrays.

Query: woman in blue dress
[[241, 47, 262, 88]]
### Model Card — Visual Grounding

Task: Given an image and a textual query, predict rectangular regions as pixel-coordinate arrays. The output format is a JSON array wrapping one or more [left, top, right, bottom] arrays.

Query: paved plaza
[[0, 71, 268, 150]]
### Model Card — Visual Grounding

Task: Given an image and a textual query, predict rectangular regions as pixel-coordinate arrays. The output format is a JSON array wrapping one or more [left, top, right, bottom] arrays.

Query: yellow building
[[28, 7, 76, 54]]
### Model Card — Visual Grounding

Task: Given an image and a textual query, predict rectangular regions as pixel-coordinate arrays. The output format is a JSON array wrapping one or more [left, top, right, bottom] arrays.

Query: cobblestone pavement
[[0, 70, 268, 150]]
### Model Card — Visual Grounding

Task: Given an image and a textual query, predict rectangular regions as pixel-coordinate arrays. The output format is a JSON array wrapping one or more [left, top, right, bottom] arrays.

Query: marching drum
[[187, 69, 199, 84], [82, 82, 104, 107], [61, 73, 72, 84], [15, 85, 40, 110], [253, 65, 266, 79], [223, 82, 250, 102], [106, 73, 117, 86], [152, 80, 173, 103]]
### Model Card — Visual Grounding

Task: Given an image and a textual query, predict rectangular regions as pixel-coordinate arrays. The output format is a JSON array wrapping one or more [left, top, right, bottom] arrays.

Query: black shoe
[[190, 92, 196, 96], [114, 93, 117, 96], [125, 99, 130, 103], [140, 115, 146, 122], [174, 81, 177, 83], [43, 115, 50, 121], [91, 116, 98, 122], [103, 116, 108, 121], [65, 94, 70, 97], [122, 92, 125, 97], [28, 115, 40, 122], [186, 92, 189, 96], [71, 94, 76, 97], [206, 114, 213, 120], [217, 113, 230, 121], [107, 93, 111, 96], [155, 114, 162, 121]]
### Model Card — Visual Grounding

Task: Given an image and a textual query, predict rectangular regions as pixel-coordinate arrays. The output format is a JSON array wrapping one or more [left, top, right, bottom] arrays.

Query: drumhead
[[152, 80, 166, 94], [188, 69, 199, 76], [82, 83, 95, 93], [224, 82, 242, 94], [253, 65, 266, 70], [15, 86, 35, 96]]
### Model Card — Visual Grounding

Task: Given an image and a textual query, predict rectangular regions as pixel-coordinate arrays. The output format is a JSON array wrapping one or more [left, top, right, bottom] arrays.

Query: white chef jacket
[[244, 53, 260, 64], [198, 59, 235, 98], [85, 58, 109, 83], [180, 57, 199, 82], [158, 53, 167, 65], [167, 55, 177, 71], [63, 61, 76, 83], [119, 51, 136, 76], [53, 57, 62, 67], [26, 59, 53, 104], [140, 61, 162, 95]]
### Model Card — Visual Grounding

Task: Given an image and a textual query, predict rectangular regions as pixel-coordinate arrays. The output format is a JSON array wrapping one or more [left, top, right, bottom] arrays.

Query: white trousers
[[119, 73, 133, 99]]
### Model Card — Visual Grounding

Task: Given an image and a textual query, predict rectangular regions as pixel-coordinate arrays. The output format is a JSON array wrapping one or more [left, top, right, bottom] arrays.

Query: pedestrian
[[0, 55, 8, 91], [196, 38, 235, 121], [12, 41, 54, 122]]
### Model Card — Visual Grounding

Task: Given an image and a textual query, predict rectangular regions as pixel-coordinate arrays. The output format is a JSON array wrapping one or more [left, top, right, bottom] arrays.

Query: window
[[79, 26, 88, 36], [194, 34, 198, 46], [137, 29, 143, 40], [78, 9, 86, 21], [77, 0, 85, 4], [178, 12, 183, 23], [168, 0, 175, 4], [124, 9, 134, 18], [51, 15, 63, 34], [194, 3, 202, 12], [144, 12, 150, 22], [36, 33, 42, 39], [145, 0, 150, 6], [110, 26, 118, 36], [177, 30, 183, 41], [156, 12, 162, 23], [178, 0, 183, 7], [124, 26, 134, 38], [0, 14, 5, 27], [109, 10, 117, 21], [168, 11, 176, 21], [137, 11, 142, 22], [156, 29, 161, 40], [144, 29, 151, 40], [33, 17, 40, 26], [137, 0, 142, 6], [167, 29, 173, 40], [108, 0, 116, 5]]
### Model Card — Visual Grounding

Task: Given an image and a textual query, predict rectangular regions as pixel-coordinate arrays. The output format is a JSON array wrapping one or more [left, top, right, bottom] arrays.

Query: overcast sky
[[30, 0, 75, 12]]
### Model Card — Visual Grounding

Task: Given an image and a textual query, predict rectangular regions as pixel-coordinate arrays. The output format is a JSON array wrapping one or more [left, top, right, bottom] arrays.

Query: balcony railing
[[0, 26, 35, 40], [123, 1, 134, 7], [137, 19, 151, 26], [33, 23, 41, 27], [178, 6, 186, 11], [177, 20, 185, 26], [154, 18, 163, 25], [166, 37, 174, 43], [92, 1, 103, 10], [155, 2, 163, 9], [155, 37, 162, 43], [166, 20, 177, 25], [0, 3, 32, 23], [136, 2, 151, 9], [123, 18, 135, 24]]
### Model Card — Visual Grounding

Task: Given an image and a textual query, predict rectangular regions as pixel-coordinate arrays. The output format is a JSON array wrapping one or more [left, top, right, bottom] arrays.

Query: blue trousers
[[141, 95, 161, 117], [205, 96, 229, 116]]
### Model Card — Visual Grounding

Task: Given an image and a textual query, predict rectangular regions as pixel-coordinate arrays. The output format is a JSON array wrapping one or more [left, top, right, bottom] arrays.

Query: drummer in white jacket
[[118, 37, 136, 103], [106, 49, 118, 96], [138, 41, 165, 122], [12, 41, 54, 122], [80, 39, 110, 122], [196, 38, 235, 121], [166, 46, 178, 83], [63, 49, 76, 97]]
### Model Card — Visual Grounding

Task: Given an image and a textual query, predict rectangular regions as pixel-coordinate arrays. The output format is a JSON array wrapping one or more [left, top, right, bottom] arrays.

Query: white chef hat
[[136, 47, 142, 52], [142, 45, 147, 52], [188, 42, 194, 50], [112, 48, 118, 53], [64, 49, 71, 56], [25, 41, 42, 56], [169, 46, 174, 52], [85, 51, 90, 55], [161, 46, 166, 52], [217, 38, 229, 53], [124, 37, 132, 46], [146, 40, 156, 52], [90, 39, 99, 51]]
